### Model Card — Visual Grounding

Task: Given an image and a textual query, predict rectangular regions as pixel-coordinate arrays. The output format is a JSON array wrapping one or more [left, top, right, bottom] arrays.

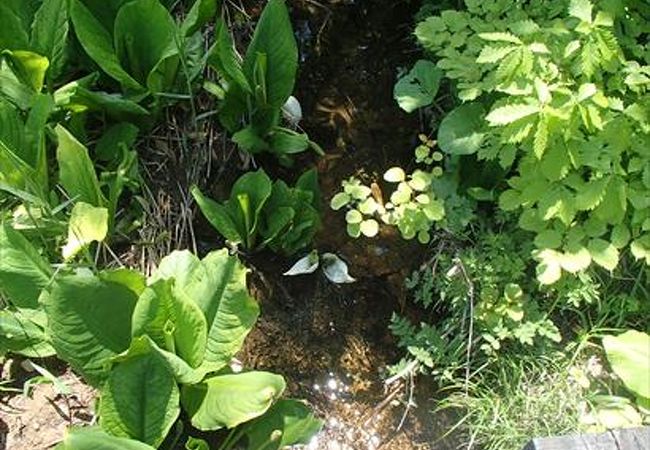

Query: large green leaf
[[69, 0, 142, 91], [603, 330, 650, 399], [43, 270, 139, 385], [0, 224, 52, 309], [61, 202, 109, 260], [55, 83, 149, 119], [394, 60, 443, 113], [30, 0, 69, 81], [437, 103, 487, 155], [100, 338, 180, 447], [55, 427, 156, 450], [0, 1, 33, 50], [132, 279, 208, 368], [191, 186, 243, 244], [192, 250, 259, 367], [24, 94, 55, 187], [181, 0, 219, 37], [243, 0, 297, 108], [153, 250, 259, 370], [231, 169, 273, 242], [243, 399, 323, 450], [0, 310, 56, 358], [113, 0, 178, 86], [55, 125, 106, 207], [181, 371, 286, 431], [208, 18, 251, 93]]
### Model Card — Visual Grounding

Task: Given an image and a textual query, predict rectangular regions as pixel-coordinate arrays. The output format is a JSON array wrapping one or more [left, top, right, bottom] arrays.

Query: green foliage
[[602, 330, 650, 402], [412, 0, 650, 281], [331, 136, 450, 243], [193, 169, 321, 255], [394, 60, 443, 113], [22, 248, 322, 448], [207, 0, 320, 158], [389, 227, 604, 381]]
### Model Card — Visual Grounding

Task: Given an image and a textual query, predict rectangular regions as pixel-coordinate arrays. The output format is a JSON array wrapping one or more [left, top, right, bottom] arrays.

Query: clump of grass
[[436, 353, 588, 450]]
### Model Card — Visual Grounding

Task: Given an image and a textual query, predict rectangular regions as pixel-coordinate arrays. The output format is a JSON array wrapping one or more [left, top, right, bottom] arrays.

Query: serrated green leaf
[[575, 177, 609, 211], [560, 244, 592, 273], [569, 0, 593, 23], [478, 32, 522, 44], [486, 104, 539, 126], [587, 238, 619, 270], [477, 45, 517, 64], [534, 229, 563, 249]]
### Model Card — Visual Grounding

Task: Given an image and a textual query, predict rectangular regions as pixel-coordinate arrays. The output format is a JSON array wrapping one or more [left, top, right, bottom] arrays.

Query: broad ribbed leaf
[[208, 19, 251, 93], [181, 0, 219, 36], [243, 399, 323, 450], [195, 250, 259, 367], [132, 279, 208, 368], [44, 270, 139, 385], [0, 224, 52, 309], [30, 0, 69, 81], [100, 338, 179, 447], [152, 250, 259, 369], [114, 0, 178, 86], [603, 330, 650, 399], [55, 427, 156, 450], [0, 310, 55, 358], [191, 187, 243, 244], [181, 371, 286, 431], [69, 0, 142, 90], [243, 0, 297, 108], [55, 125, 106, 206], [438, 103, 486, 155]]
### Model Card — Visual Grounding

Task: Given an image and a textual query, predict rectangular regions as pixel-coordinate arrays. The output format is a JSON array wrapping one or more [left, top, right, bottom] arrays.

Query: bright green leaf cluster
[[415, 0, 650, 281], [193, 169, 321, 256]]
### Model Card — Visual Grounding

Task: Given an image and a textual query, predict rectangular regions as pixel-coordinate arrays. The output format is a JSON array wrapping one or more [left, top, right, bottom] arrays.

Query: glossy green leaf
[[394, 60, 443, 113], [55, 427, 156, 450], [0, 224, 52, 309], [603, 330, 650, 399], [243, 399, 323, 450], [132, 279, 208, 368], [437, 103, 486, 155], [114, 0, 178, 86], [100, 338, 179, 447], [182, 371, 286, 431], [7, 50, 50, 93], [62, 202, 109, 260], [55, 125, 106, 207], [181, 0, 219, 36], [152, 250, 259, 370], [191, 186, 243, 244], [0, 310, 55, 358], [44, 270, 140, 385], [243, 0, 298, 108], [69, 0, 142, 90], [30, 0, 69, 81], [208, 18, 251, 93]]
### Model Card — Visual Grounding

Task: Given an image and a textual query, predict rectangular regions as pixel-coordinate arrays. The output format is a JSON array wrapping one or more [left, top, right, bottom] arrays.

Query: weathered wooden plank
[[522, 427, 650, 450], [611, 427, 650, 449]]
